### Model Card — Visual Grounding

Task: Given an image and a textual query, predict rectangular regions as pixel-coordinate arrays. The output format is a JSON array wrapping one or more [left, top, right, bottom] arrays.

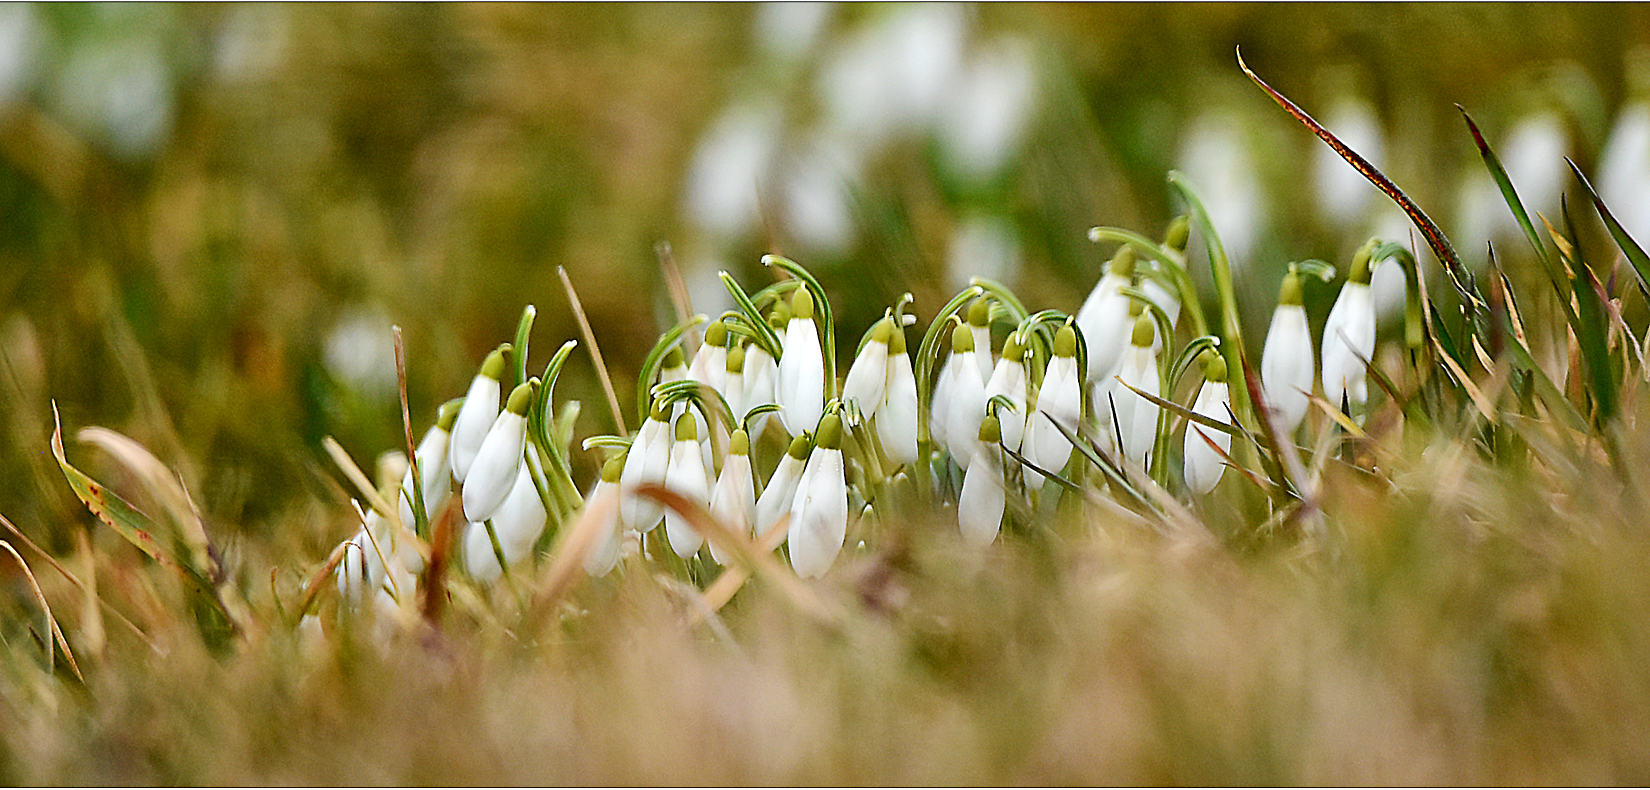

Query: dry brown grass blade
[[637, 483, 840, 626], [697, 514, 792, 619], [0, 512, 156, 653], [558, 266, 628, 436], [76, 426, 216, 580], [294, 541, 349, 623], [321, 436, 428, 566], [655, 241, 695, 335], [1, 539, 82, 682], [527, 483, 618, 618]]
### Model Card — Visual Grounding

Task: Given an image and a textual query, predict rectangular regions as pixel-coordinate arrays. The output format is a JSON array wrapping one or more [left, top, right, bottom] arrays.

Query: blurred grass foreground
[[5, 4, 1650, 785]]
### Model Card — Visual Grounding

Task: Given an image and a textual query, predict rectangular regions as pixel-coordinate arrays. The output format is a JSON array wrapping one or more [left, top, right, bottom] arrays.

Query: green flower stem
[[635, 314, 707, 420], [720, 272, 784, 358], [1167, 172, 1250, 426], [511, 304, 537, 390]]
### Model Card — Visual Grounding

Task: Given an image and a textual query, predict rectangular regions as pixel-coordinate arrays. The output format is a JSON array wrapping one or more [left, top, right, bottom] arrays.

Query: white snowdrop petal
[[1261, 304, 1314, 436], [958, 447, 1005, 545], [448, 375, 500, 484], [879, 351, 920, 466], [778, 316, 825, 434], [461, 411, 527, 523], [789, 449, 847, 578], [664, 437, 710, 558], [708, 452, 756, 566], [1183, 381, 1231, 495]]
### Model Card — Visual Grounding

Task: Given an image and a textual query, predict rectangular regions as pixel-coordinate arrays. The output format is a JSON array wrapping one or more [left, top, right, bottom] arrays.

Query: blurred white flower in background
[[946, 214, 1020, 294], [937, 38, 1039, 187], [753, 2, 834, 66], [0, 3, 41, 110], [324, 307, 397, 398], [1179, 110, 1265, 270], [1599, 50, 1650, 245], [780, 131, 859, 256], [684, 103, 783, 241], [1313, 97, 1385, 232]]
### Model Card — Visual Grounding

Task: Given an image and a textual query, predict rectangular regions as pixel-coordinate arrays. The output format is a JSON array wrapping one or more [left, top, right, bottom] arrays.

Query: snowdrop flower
[[708, 428, 756, 566], [723, 345, 747, 422], [944, 322, 990, 468], [1093, 300, 1147, 456], [776, 287, 824, 435], [958, 414, 1007, 546], [878, 324, 919, 466], [1261, 267, 1315, 436], [658, 345, 690, 387], [743, 315, 781, 436], [790, 413, 848, 578], [1025, 323, 1082, 484], [396, 404, 458, 573], [619, 402, 672, 532], [842, 317, 892, 422], [1112, 311, 1160, 469], [1075, 246, 1136, 385], [1183, 351, 1231, 495], [664, 414, 711, 558], [462, 382, 532, 523], [1322, 245, 1377, 414], [582, 455, 626, 577], [448, 345, 507, 484], [465, 456, 549, 583], [983, 333, 1030, 457], [336, 519, 387, 602], [966, 298, 994, 381], [756, 433, 812, 540], [689, 319, 729, 398]]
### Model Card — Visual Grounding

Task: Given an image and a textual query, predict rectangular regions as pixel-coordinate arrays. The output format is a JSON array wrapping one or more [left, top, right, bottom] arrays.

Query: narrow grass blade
[[560, 266, 629, 436], [1239, 48, 1476, 310], [1567, 157, 1650, 300]]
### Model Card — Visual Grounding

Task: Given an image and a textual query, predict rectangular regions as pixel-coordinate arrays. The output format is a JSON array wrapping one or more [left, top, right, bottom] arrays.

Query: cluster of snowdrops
[[331, 218, 1398, 610]]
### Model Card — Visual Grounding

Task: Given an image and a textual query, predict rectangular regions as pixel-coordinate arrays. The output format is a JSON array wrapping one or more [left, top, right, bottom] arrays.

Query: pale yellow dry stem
[[73, 529, 104, 658], [0, 510, 157, 653], [530, 480, 619, 616], [655, 241, 695, 338], [1, 539, 80, 682], [559, 266, 628, 436], [322, 436, 429, 566]]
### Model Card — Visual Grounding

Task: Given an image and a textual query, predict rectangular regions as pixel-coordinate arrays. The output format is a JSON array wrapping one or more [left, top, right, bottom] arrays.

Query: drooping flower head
[[756, 432, 812, 540], [619, 401, 672, 532], [776, 286, 825, 435], [449, 344, 508, 484], [1025, 322, 1082, 485], [1076, 246, 1137, 385], [462, 381, 533, 523], [708, 427, 756, 566], [1112, 309, 1160, 469], [1183, 350, 1232, 495], [943, 320, 990, 468], [959, 413, 1007, 546], [664, 413, 711, 558], [1261, 266, 1315, 437], [1322, 242, 1378, 415], [582, 454, 627, 577], [789, 412, 848, 578], [878, 323, 919, 466]]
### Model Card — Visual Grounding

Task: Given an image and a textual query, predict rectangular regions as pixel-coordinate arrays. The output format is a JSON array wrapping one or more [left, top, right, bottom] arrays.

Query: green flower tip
[[480, 345, 510, 381], [951, 322, 975, 354], [791, 286, 815, 321], [662, 345, 686, 371], [977, 414, 1001, 444], [505, 382, 535, 415], [1201, 350, 1228, 383], [888, 324, 907, 354], [1130, 311, 1154, 348], [704, 320, 728, 348], [1164, 216, 1191, 253], [1127, 299, 1145, 317], [674, 413, 698, 442], [601, 453, 626, 483], [1109, 245, 1137, 278], [786, 433, 813, 461], [729, 428, 749, 456], [816, 413, 843, 450], [436, 399, 464, 431], [1054, 324, 1077, 358], [1002, 334, 1024, 362], [650, 400, 669, 422], [967, 298, 991, 327], [1350, 240, 1376, 285], [1278, 269, 1304, 306], [768, 300, 791, 327], [725, 346, 746, 373], [871, 317, 894, 346]]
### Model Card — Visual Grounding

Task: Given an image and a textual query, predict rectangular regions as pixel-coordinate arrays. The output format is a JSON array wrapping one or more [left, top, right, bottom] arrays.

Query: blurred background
[[2, 4, 1648, 551]]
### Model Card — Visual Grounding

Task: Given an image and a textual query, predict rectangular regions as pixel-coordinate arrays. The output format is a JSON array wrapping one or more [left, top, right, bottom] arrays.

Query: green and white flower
[[448, 345, 507, 484], [789, 413, 847, 578]]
